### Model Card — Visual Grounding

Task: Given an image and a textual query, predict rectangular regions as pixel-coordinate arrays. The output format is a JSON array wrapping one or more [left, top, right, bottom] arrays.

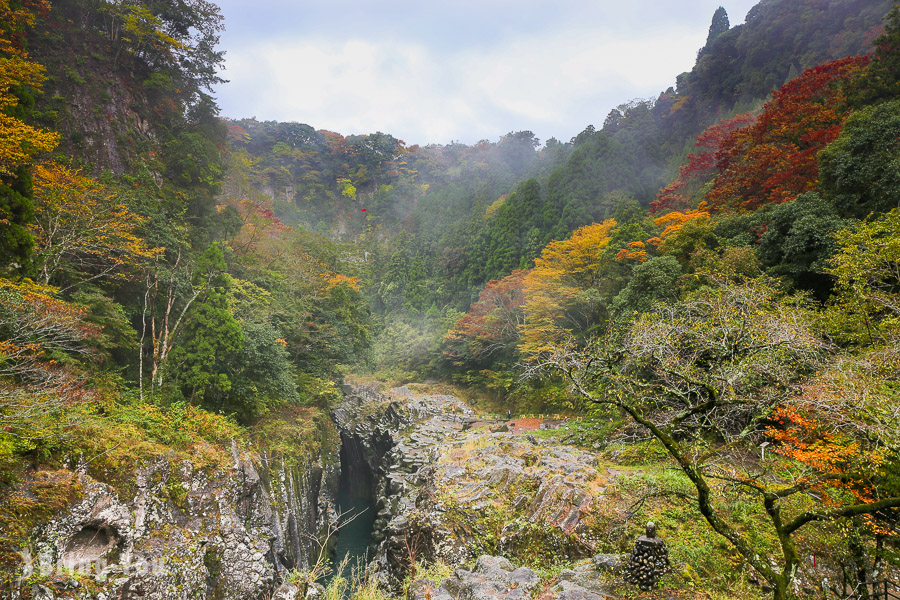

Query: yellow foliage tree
[[521, 219, 617, 357], [0, 0, 59, 176], [30, 161, 161, 289]]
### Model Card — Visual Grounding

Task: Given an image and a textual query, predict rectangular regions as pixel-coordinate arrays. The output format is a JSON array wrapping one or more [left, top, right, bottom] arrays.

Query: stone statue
[[623, 521, 671, 590]]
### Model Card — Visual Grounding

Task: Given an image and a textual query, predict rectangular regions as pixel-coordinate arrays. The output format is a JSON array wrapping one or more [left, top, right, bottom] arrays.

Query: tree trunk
[[772, 575, 797, 600], [849, 522, 870, 600]]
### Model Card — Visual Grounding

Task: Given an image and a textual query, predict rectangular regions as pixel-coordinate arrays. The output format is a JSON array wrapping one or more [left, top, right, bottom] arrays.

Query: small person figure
[[507, 409, 512, 421]]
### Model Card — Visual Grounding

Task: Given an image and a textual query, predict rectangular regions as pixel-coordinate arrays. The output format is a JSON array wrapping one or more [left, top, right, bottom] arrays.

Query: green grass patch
[[603, 439, 671, 466], [250, 404, 340, 469]]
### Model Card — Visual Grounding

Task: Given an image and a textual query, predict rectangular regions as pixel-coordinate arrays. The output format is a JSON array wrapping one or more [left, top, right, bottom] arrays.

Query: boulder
[[430, 555, 542, 600]]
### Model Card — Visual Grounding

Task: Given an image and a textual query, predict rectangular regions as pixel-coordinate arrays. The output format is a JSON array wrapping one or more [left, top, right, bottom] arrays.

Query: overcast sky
[[211, 0, 761, 146]]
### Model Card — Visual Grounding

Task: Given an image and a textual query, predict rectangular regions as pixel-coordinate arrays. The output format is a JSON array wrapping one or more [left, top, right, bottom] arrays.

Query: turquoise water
[[324, 439, 378, 593], [330, 484, 377, 584]]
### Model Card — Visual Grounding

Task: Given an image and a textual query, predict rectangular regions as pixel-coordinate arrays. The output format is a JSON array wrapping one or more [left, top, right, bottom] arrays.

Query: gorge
[[2, 1, 900, 598]]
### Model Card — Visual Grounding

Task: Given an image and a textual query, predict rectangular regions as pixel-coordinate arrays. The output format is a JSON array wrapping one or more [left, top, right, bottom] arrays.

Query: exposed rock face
[[333, 385, 625, 593], [332, 386, 477, 588], [333, 385, 409, 489], [402, 435, 613, 581], [9, 443, 338, 600], [408, 556, 541, 600], [407, 556, 619, 600], [553, 561, 619, 600], [261, 451, 340, 574], [391, 435, 614, 588], [12, 384, 628, 600]]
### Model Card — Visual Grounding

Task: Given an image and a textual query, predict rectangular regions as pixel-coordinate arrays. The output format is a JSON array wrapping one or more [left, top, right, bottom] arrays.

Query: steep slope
[[474, 0, 892, 286]]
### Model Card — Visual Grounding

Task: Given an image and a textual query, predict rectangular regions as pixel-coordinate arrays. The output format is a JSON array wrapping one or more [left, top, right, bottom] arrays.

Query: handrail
[[848, 579, 900, 600]]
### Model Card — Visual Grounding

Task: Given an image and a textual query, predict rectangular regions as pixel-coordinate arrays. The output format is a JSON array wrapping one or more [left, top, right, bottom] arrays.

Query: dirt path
[[507, 417, 547, 433]]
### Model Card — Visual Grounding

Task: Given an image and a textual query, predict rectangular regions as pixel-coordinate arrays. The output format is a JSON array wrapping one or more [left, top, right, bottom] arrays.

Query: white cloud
[[215, 1, 761, 145]]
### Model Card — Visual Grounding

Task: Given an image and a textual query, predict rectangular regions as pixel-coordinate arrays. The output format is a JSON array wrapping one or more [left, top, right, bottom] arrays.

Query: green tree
[[221, 321, 297, 420], [0, 170, 35, 274], [701, 6, 730, 54], [100, 0, 225, 95], [826, 207, 900, 344], [850, 2, 900, 106], [0, 0, 59, 274], [169, 245, 242, 404], [534, 280, 900, 600], [485, 205, 521, 278], [404, 253, 429, 313], [756, 193, 850, 296], [315, 278, 373, 368], [609, 255, 682, 320], [819, 99, 900, 219], [378, 248, 409, 312]]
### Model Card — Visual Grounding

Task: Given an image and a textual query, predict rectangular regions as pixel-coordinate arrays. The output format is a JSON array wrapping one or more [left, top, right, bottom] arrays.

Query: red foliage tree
[[652, 112, 756, 213], [320, 130, 347, 156], [229, 196, 292, 258], [443, 270, 526, 366], [226, 124, 250, 144], [707, 55, 870, 212]]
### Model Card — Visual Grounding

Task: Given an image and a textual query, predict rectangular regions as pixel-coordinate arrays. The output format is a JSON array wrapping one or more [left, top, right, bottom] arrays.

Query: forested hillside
[[220, 0, 892, 383], [0, 0, 372, 538], [1, 0, 900, 597]]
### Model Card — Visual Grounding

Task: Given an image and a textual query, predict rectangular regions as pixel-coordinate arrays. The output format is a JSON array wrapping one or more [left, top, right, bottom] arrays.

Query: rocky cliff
[[331, 384, 630, 598], [5, 385, 670, 600], [4, 439, 338, 600], [332, 385, 477, 588]]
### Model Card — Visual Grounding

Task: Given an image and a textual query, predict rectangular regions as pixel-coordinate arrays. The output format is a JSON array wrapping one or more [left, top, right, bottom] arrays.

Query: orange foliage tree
[[614, 240, 649, 263], [521, 220, 616, 357], [768, 395, 891, 512], [766, 349, 900, 590], [653, 203, 711, 241], [0, 278, 99, 441], [612, 204, 711, 266], [707, 56, 870, 212]]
